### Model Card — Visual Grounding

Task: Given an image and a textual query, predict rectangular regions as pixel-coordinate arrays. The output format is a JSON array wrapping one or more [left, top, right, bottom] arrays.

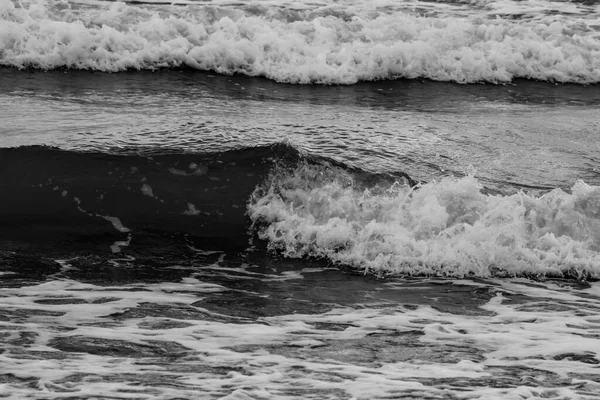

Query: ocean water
[[1, 0, 600, 399]]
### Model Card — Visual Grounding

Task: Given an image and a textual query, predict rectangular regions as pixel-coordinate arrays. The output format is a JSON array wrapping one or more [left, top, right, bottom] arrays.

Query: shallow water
[[2, 250, 600, 399]]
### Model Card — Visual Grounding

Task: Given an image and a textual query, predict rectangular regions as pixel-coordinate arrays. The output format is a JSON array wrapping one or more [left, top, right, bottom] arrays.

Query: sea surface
[[1, 0, 600, 399]]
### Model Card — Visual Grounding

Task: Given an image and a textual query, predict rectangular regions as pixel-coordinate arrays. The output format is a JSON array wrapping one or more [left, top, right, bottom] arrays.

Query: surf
[[2, 143, 599, 280], [2, 0, 600, 84]]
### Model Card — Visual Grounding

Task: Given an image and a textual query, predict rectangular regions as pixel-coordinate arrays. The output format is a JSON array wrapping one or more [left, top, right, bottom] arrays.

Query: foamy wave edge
[[1, 0, 600, 84], [248, 163, 600, 279]]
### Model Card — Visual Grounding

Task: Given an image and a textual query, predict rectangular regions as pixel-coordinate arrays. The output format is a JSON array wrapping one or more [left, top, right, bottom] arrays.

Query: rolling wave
[[249, 159, 600, 280], [2, 144, 598, 279], [1, 0, 599, 84]]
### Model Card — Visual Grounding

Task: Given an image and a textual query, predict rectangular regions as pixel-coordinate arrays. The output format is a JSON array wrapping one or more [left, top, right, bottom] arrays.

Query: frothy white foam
[[248, 163, 600, 278], [1, 262, 599, 399], [1, 0, 599, 84]]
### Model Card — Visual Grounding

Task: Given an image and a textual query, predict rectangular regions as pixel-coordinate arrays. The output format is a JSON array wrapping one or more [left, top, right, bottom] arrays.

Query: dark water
[[2, 68, 599, 189]]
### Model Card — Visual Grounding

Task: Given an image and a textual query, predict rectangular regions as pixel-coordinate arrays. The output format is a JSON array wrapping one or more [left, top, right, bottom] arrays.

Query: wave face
[[248, 161, 600, 279], [1, 0, 600, 84], [0, 144, 295, 253]]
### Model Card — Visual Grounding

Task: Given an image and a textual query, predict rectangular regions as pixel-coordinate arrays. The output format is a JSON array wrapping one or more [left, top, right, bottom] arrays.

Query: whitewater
[[248, 162, 600, 279], [1, 0, 600, 399], [1, 0, 600, 83]]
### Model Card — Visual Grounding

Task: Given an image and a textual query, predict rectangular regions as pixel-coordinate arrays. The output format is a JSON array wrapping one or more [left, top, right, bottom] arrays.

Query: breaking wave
[[1, 0, 599, 84], [248, 161, 600, 279], [1, 143, 599, 279]]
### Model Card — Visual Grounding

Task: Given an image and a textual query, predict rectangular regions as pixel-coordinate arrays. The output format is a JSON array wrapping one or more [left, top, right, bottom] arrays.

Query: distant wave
[[1, 0, 599, 84]]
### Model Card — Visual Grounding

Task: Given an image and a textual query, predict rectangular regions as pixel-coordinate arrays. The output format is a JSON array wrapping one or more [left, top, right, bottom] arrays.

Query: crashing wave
[[248, 162, 600, 279], [1, 0, 599, 84]]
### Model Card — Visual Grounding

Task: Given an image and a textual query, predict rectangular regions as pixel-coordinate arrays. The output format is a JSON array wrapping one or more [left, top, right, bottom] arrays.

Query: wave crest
[[1, 0, 599, 84], [248, 162, 600, 279]]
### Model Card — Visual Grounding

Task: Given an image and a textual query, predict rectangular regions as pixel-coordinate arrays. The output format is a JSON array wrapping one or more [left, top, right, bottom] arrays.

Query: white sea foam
[[248, 162, 600, 278], [2, 273, 599, 399], [1, 0, 599, 84]]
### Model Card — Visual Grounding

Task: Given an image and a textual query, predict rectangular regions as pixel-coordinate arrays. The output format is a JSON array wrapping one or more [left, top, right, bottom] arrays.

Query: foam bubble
[[183, 202, 201, 215], [248, 163, 600, 278], [101, 215, 130, 233], [1, 0, 599, 84], [140, 183, 154, 197], [110, 235, 131, 253]]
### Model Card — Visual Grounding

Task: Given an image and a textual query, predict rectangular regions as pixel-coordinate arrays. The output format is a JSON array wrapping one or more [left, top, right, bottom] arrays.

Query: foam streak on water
[[0, 259, 599, 400], [1, 0, 600, 83]]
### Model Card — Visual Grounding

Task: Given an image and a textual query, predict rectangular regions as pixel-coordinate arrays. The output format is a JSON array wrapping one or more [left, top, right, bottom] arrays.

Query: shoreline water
[[2, 250, 599, 399]]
